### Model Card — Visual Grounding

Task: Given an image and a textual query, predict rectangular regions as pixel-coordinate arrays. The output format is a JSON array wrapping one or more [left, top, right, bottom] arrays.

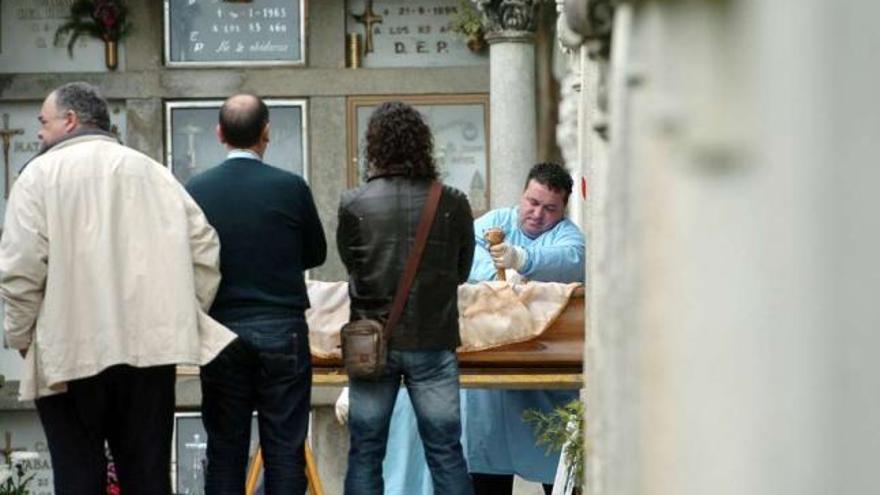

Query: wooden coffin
[[312, 287, 585, 389]]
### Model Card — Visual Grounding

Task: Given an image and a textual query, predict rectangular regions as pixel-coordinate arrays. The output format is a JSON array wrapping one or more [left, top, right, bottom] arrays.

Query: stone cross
[[352, 0, 383, 55], [2, 431, 25, 464], [0, 113, 24, 199]]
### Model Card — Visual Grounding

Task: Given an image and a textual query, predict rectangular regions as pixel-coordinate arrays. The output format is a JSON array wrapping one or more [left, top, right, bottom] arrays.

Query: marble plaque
[[346, 0, 487, 68], [0, 0, 124, 73], [175, 412, 261, 493], [1, 411, 55, 494], [347, 95, 489, 215], [165, 100, 307, 184], [0, 101, 127, 228], [164, 0, 305, 66]]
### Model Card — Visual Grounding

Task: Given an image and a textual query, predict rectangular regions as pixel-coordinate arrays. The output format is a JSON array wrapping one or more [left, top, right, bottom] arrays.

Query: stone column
[[476, 0, 541, 208]]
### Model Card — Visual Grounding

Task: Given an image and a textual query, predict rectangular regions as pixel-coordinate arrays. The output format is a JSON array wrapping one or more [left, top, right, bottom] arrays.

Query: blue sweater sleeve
[[520, 219, 585, 283]]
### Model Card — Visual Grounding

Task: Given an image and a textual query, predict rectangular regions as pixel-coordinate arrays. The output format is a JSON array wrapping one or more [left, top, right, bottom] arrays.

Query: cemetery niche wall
[[164, 0, 305, 67], [165, 99, 308, 185], [0, 0, 124, 73], [346, 0, 487, 68], [346, 93, 489, 215]]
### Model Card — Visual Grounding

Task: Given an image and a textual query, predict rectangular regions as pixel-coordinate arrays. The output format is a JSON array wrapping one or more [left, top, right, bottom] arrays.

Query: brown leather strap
[[385, 181, 443, 340]]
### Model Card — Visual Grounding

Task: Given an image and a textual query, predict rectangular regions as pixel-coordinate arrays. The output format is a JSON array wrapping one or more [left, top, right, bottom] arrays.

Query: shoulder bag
[[341, 181, 443, 380]]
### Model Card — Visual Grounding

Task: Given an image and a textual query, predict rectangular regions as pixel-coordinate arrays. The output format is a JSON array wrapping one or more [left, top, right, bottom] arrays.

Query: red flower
[[93, 0, 120, 32]]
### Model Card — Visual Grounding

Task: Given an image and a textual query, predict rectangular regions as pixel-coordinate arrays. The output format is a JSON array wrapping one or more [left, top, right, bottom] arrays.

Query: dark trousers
[[472, 473, 553, 495], [34, 364, 176, 495], [201, 315, 312, 495]]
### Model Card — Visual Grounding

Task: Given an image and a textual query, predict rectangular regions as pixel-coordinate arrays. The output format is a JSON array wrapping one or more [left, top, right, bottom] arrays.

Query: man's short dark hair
[[525, 162, 573, 202], [218, 95, 269, 148], [53, 82, 111, 132], [365, 101, 438, 180]]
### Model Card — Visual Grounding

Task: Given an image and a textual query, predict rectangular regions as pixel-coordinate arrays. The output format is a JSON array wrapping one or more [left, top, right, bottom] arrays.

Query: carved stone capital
[[474, 0, 542, 34], [564, 0, 615, 60]]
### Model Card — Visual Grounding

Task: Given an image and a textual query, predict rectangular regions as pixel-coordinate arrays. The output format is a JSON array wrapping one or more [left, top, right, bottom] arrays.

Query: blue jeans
[[200, 315, 312, 494], [344, 350, 473, 495]]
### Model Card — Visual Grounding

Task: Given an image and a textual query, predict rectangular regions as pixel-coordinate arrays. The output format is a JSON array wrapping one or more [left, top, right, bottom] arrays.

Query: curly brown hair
[[365, 101, 438, 180]]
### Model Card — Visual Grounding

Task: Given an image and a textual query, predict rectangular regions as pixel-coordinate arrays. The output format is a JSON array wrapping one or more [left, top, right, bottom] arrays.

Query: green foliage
[[449, 0, 485, 38], [523, 398, 586, 489], [0, 456, 36, 495], [54, 0, 132, 57]]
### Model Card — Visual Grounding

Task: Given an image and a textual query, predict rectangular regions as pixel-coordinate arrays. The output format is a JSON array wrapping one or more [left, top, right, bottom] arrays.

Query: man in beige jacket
[[0, 82, 235, 495]]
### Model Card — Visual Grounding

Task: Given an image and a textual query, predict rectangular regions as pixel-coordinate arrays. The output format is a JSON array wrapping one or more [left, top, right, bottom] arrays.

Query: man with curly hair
[[337, 101, 475, 495]]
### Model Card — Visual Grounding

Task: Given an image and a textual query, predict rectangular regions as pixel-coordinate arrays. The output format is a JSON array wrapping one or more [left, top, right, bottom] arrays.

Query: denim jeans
[[200, 314, 312, 495], [344, 349, 473, 495]]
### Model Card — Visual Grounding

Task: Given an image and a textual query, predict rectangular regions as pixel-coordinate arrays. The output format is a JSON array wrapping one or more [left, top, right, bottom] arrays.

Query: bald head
[[218, 94, 269, 149]]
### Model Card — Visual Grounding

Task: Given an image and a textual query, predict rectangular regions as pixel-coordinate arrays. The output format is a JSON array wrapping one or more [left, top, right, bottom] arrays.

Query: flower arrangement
[[524, 398, 586, 494], [449, 0, 487, 53], [0, 451, 38, 495], [54, 0, 132, 67], [105, 445, 120, 495]]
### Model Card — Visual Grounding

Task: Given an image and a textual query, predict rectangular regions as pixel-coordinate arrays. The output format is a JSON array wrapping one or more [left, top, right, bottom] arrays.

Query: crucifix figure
[[180, 123, 203, 172], [0, 113, 25, 199], [3, 431, 25, 464], [352, 0, 383, 56]]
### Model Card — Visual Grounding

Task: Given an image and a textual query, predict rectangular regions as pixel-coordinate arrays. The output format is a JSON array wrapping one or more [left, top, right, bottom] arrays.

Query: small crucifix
[[2, 431, 25, 464], [180, 123, 203, 171], [0, 113, 25, 199], [352, 0, 383, 56]]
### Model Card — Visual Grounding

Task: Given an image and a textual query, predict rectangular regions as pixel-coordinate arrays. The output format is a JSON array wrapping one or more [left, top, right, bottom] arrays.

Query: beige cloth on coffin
[[305, 280, 580, 358]]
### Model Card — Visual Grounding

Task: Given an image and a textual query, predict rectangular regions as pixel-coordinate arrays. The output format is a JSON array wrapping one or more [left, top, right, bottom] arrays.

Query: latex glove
[[489, 242, 527, 272], [335, 387, 350, 425], [505, 269, 527, 285]]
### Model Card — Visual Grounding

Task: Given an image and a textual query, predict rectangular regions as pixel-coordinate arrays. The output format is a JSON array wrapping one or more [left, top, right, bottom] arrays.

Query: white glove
[[335, 387, 350, 425], [489, 243, 527, 272]]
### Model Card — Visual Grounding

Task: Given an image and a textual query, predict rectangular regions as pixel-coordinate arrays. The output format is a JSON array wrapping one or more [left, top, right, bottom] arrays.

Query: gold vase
[[467, 35, 487, 54], [104, 38, 118, 71], [346, 33, 362, 69]]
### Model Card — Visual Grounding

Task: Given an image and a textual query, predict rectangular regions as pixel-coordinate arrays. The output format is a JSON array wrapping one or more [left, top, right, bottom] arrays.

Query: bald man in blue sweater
[[187, 94, 326, 494]]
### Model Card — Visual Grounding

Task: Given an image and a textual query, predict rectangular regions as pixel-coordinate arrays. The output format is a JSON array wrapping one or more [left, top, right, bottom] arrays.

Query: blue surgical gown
[[381, 206, 586, 491]]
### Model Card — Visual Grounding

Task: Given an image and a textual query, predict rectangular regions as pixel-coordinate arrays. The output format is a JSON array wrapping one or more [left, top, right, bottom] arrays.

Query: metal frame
[[163, 0, 307, 67], [173, 411, 261, 492], [164, 98, 310, 182]]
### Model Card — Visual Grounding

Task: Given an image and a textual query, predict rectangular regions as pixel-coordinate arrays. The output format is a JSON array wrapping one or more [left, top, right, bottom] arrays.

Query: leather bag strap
[[384, 181, 443, 340]]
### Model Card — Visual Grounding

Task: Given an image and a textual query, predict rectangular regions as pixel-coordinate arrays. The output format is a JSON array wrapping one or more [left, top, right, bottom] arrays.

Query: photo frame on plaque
[[165, 99, 308, 185], [346, 94, 489, 215], [174, 412, 262, 493], [163, 0, 305, 67]]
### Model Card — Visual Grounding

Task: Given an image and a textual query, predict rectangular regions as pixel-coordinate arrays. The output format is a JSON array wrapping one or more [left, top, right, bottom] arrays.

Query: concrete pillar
[[476, 0, 541, 207], [569, 0, 880, 494]]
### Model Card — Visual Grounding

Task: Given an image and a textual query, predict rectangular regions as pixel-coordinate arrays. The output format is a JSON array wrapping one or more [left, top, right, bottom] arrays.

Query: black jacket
[[337, 174, 475, 351]]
